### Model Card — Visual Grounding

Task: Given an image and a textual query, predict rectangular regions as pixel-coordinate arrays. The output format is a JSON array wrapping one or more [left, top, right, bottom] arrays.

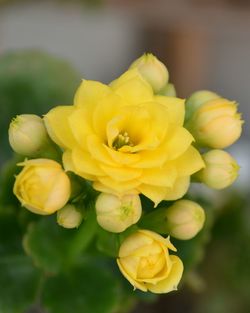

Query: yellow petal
[[139, 166, 177, 187], [44, 106, 77, 149], [92, 93, 125, 140], [164, 176, 190, 201], [74, 80, 111, 107], [117, 259, 147, 292], [119, 256, 140, 279], [86, 135, 116, 166], [105, 145, 140, 165], [62, 150, 75, 172], [71, 148, 104, 177], [137, 184, 169, 207], [118, 232, 154, 258], [164, 127, 194, 161], [110, 68, 153, 105], [146, 255, 184, 294], [131, 148, 167, 169], [155, 96, 185, 127], [98, 176, 140, 193], [100, 164, 142, 182], [93, 181, 138, 196], [138, 230, 174, 250], [68, 108, 93, 149], [173, 146, 205, 176], [62, 150, 96, 181]]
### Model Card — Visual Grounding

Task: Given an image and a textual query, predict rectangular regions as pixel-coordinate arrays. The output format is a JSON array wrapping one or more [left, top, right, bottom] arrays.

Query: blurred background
[[0, 0, 249, 312]]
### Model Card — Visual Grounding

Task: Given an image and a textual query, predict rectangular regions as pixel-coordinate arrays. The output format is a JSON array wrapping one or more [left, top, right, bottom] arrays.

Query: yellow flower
[[186, 98, 243, 149], [14, 159, 71, 215], [117, 230, 183, 293], [45, 69, 204, 206]]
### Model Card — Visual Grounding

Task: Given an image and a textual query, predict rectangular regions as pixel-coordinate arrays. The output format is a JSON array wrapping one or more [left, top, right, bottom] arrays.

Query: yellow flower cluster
[[9, 53, 243, 295], [44, 68, 204, 206]]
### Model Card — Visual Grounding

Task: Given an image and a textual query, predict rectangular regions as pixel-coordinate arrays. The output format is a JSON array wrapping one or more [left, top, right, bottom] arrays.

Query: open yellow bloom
[[45, 69, 204, 205], [117, 230, 183, 293]]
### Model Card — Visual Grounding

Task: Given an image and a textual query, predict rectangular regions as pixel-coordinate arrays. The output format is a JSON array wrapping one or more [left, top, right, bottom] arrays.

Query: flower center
[[112, 132, 134, 150]]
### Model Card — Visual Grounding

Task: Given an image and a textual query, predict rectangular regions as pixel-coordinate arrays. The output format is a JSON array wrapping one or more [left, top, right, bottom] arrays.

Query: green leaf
[[0, 156, 23, 208], [23, 211, 97, 274], [0, 50, 80, 164], [42, 260, 121, 313], [0, 256, 41, 313], [96, 227, 120, 257], [0, 212, 41, 313]]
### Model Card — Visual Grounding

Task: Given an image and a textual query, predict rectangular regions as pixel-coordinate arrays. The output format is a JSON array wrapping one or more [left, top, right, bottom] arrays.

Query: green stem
[[139, 207, 169, 234]]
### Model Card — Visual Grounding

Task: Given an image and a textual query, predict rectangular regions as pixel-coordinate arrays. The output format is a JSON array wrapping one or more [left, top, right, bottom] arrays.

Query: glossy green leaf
[[23, 210, 97, 274], [42, 260, 121, 313]]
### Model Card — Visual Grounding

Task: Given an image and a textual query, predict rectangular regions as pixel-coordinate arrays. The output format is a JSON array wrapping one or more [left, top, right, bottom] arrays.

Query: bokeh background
[[0, 1, 249, 312]]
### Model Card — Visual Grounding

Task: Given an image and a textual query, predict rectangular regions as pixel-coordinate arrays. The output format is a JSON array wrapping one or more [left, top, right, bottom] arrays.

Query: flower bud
[[185, 90, 220, 121], [9, 114, 53, 157], [129, 53, 169, 93], [186, 98, 243, 148], [195, 149, 239, 189], [95, 193, 142, 233], [159, 83, 176, 97], [57, 204, 83, 229], [14, 159, 71, 215], [165, 200, 205, 240]]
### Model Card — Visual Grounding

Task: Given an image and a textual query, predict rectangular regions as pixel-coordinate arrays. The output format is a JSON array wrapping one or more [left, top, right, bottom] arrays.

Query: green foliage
[[0, 50, 80, 164], [0, 256, 41, 313], [42, 261, 121, 313], [23, 210, 97, 274], [194, 192, 250, 313], [0, 211, 41, 313], [0, 155, 23, 208]]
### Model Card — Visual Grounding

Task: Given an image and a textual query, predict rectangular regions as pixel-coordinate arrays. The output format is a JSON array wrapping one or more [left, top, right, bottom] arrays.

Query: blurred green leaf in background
[[0, 50, 81, 165]]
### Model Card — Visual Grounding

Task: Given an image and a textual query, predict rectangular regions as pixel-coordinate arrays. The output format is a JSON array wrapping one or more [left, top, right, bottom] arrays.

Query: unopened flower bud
[[9, 114, 57, 157], [185, 90, 220, 121], [129, 53, 169, 93], [165, 200, 205, 240], [14, 159, 71, 215], [159, 83, 176, 97], [186, 98, 243, 148], [57, 204, 83, 229], [195, 149, 239, 189], [95, 193, 142, 233]]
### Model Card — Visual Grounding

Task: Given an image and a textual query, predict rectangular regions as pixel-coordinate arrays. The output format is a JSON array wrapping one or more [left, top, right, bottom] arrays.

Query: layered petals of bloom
[[45, 69, 204, 205], [14, 159, 71, 215], [117, 230, 183, 293]]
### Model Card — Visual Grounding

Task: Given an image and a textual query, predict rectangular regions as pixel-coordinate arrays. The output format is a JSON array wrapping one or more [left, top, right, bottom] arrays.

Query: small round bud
[[195, 149, 239, 189], [14, 159, 71, 215], [95, 193, 142, 233], [165, 200, 205, 240], [57, 204, 83, 229], [129, 53, 169, 93], [9, 114, 51, 157], [159, 83, 177, 97], [186, 98, 243, 148], [185, 90, 220, 121]]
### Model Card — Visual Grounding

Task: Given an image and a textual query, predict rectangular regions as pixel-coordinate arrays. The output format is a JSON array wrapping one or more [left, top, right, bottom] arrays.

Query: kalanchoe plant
[[6, 53, 243, 309]]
